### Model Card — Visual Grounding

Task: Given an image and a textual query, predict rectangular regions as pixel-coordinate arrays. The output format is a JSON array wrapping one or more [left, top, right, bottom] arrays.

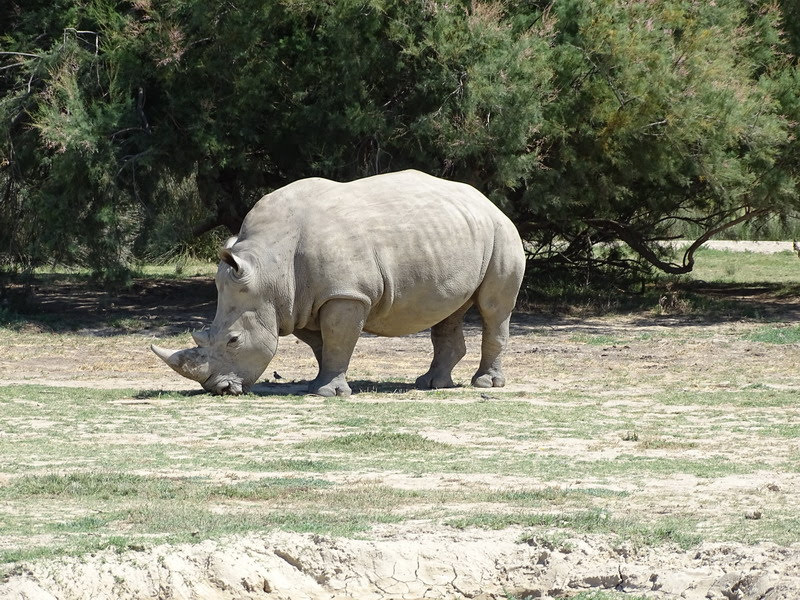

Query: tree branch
[[0, 52, 42, 59], [0, 62, 33, 72], [110, 127, 146, 140], [586, 206, 773, 274], [136, 87, 151, 133], [679, 207, 771, 268], [192, 217, 223, 238]]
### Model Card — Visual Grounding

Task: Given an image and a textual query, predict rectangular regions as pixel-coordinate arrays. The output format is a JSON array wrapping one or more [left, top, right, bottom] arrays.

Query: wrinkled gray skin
[[152, 170, 525, 396]]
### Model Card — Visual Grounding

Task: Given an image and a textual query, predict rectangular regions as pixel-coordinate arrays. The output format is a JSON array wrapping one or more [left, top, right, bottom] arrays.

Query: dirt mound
[[3, 528, 799, 600]]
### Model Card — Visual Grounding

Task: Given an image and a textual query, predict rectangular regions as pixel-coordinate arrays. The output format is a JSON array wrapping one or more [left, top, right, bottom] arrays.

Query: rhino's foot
[[308, 375, 352, 398], [471, 372, 506, 388], [415, 371, 456, 390]]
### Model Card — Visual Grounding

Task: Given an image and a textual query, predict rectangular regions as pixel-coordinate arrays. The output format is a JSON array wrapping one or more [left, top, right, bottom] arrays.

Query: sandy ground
[[673, 240, 797, 254], [1, 263, 800, 599]]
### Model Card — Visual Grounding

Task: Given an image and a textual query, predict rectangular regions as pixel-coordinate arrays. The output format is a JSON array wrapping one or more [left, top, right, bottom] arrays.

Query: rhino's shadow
[[251, 380, 419, 396], [135, 380, 420, 399], [134, 389, 209, 399]]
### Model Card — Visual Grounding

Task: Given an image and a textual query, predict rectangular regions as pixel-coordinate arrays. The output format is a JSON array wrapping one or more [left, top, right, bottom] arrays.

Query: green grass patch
[[566, 593, 649, 600], [637, 437, 699, 450], [2, 473, 185, 500], [53, 514, 119, 533], [107, 316, 149, 331], [0, 545, 105, 567], [0, 473, 337, 503], [448, 510, 701, 549], [0, 306, 25, 328], [212, 477, 333, 500], [302, 431, 451, 453], [457, 453, 762, 481], [569, 334, 623, 346], [655, 388, 799, 408], [750, 423, 800, 438], [745, 325, 800, 344], [120, 503, 395, 539], [493, 487, 628, 505], [22, 261, 218, 279], [135, 261, 217, 278], [243, 457, 341, 472], [722, 511, 800, 546], [688, 248, 800, 284]]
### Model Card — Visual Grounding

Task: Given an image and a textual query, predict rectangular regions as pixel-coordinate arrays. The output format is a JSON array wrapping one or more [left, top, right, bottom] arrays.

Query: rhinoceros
[[152, 170, 525, 396]]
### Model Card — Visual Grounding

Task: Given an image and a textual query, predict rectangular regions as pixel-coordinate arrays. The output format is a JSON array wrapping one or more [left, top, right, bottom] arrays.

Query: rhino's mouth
[[203, 375, 249, 396]]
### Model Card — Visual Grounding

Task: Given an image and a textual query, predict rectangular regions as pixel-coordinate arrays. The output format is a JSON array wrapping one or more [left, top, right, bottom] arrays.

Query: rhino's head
[[152, 239, 279, 395]]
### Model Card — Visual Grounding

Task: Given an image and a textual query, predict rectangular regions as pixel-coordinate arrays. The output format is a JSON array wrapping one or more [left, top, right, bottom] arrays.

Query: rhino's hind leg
[[471, 310, 510, 388], [307, 298, 366, 398], [416, 302, 472, 389], [472, 278, 520, 388]]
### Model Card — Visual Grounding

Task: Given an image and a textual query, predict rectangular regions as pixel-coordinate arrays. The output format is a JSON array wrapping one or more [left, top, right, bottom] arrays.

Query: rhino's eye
[[227, 335, 240, 346]]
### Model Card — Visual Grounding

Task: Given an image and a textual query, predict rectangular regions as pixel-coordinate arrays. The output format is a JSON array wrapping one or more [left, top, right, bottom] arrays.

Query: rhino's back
[[243, 170, 522, 335]]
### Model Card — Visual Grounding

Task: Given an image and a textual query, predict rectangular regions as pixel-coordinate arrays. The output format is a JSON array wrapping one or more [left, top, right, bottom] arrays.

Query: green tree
[[1, 0, 798, 288], [1, 0, 553, 271], [0, 1, 150, 273], [515, 0, 800, 280]]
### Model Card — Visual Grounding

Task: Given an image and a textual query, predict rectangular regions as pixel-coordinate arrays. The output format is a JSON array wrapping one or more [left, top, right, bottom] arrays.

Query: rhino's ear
[[223, 236, 238, 249], [220, 248, 250, 279]]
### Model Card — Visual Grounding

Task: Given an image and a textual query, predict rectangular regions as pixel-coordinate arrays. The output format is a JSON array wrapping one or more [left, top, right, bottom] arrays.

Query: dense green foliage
[[1, 0, 798, 283]]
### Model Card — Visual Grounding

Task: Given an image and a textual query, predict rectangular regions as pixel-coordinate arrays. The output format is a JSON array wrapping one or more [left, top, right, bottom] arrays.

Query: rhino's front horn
[[151, 344, 211, 383]]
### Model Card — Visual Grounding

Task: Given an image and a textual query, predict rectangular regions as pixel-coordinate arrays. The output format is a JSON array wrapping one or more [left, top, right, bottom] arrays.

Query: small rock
[[613, 541, 634, 558], [737, 574, 774, 599], [574, 572, 621, 589], [707, 572, 744, 599], [744, 510, 762, 520]]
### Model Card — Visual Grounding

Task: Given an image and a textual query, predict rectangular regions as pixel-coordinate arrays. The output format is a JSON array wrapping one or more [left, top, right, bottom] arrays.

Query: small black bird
[[273, 371, 283, 380]]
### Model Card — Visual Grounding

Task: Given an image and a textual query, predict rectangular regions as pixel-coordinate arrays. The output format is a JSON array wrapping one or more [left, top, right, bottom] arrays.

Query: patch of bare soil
[[3, 527, 800, 600], [2, 275, 216, 335]]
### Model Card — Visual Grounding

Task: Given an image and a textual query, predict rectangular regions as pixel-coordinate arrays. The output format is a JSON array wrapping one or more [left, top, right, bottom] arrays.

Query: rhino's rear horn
[[191, 329, 210, 347]]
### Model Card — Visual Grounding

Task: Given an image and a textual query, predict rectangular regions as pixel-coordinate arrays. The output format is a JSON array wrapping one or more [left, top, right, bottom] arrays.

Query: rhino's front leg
[[308, 298, 367, 397]]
